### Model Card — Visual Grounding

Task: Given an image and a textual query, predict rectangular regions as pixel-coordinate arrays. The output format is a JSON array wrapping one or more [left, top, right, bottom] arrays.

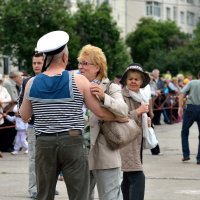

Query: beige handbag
[[100, 118, 141, 150], [100, 81, 141, 150]]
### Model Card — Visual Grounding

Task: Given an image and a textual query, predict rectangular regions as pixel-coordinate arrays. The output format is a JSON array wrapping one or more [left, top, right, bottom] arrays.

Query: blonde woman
[[78, 44, 128, 200]]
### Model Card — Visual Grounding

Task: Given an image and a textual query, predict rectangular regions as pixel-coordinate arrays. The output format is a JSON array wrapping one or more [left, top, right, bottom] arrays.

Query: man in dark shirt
[[18, 51, 44, 199]]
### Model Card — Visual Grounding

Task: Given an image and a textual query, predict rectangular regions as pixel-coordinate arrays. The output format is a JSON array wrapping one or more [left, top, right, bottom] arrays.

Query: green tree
[[0, 1, 131, 77], [74, 2, 131, 78], [144, 43, 200, 76], [126, 18, 188, 69], [145, 21, 200, 76], [0, 0, 78, 73], [171, 45, 200, 76], [193, 22, 200, 46]]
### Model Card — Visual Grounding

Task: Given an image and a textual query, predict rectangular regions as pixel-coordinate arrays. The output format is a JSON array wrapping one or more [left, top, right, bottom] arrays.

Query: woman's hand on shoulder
[[90, 83, 105, 101]]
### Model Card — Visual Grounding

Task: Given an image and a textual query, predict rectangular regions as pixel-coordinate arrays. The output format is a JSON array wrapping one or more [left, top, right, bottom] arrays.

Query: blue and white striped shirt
[[28, 70, 84, 135]]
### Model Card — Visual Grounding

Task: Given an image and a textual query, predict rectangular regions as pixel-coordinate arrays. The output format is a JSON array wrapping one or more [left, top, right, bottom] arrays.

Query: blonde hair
[[78, 44, 107, 80]]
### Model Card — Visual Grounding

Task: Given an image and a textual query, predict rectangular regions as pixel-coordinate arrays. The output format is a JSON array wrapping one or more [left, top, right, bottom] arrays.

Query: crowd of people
[[0, 71, 24, 154], [149, 69, 193, 126], [0, 30, 200, 200]]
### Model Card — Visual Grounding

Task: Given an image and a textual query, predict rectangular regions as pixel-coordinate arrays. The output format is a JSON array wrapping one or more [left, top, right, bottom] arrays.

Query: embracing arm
[[101, 83, 128, 117], [75, 74, 121, 121]]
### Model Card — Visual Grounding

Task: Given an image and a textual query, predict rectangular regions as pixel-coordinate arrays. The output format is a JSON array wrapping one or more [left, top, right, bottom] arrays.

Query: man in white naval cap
[[19, 30, 125, 200]]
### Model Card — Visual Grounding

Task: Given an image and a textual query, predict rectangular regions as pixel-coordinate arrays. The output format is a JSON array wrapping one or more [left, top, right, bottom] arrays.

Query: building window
[[187, 11, 195, 26], [180, 11, 185, 24], [96, 0, 100, 6], [146, 1, 161, 17], [187, 0, 194, 4], [166, 7, 171, 20], [173, 7, 177, 21]]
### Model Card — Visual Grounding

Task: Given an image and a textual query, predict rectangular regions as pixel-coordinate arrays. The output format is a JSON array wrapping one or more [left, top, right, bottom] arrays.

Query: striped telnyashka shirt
[[27, 70, 84, 135]]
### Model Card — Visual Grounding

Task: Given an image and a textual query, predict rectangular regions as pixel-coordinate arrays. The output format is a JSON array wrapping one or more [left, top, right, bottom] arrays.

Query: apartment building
[[125, 0, 200, 35], [68, 0, 200, 37]]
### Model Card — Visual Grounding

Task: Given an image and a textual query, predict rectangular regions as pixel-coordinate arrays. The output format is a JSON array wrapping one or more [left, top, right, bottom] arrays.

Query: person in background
[[177, 79, 184, 92], [3, 71, 22, 103], [20, 31, 126, 200], [2, 71, 22, 148], [78, 44, 128, 200], [113, 74, 122, 87], [0, 73, 15, 153], [18, 51, 44, 199], [167, 77, 179, 94], [0, 73, 11, 126], [3, 105, 28, 155], [178, 71, 200, 165], [151, 69, 165, 125], [120, 63, 151, 200], [161, 79, 172, 124], [164, 70, 172, 80]]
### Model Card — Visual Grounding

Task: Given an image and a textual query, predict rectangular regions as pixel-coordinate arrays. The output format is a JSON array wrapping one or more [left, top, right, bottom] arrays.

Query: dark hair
[[32, 51, 44, 58], [115, 74, 122, 79]]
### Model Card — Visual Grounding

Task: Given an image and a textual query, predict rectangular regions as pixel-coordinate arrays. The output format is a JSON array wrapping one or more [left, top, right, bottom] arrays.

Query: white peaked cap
[[36, 31, 69, 55]]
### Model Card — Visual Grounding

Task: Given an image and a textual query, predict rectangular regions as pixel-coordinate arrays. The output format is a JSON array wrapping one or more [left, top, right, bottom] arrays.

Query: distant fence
[[0, 101, 16, 131], [0, 93, 181, 132], [152, 93, 181, 123]]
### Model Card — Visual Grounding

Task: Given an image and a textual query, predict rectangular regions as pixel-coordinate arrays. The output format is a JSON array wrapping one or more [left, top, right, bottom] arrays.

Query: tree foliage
[[126, 18, 189, 73], [0, 1, 131, 78], [74, 2, 131, 78], [193, 22, 200, 46], [0, 0, 78, 73], [142, 20, 200, 76]]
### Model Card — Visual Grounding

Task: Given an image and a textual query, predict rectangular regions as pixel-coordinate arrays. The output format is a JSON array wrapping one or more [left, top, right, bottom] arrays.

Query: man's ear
[[63, 53, 68, 65]]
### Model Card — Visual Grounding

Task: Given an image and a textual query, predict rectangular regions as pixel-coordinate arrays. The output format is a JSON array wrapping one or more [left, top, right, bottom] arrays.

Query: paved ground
[[0, 122, 200, 200]]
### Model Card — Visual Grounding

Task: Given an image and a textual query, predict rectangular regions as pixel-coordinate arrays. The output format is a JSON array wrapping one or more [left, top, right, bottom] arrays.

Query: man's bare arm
[[178, 93, 185, 117], [74, 74, 121, 121]]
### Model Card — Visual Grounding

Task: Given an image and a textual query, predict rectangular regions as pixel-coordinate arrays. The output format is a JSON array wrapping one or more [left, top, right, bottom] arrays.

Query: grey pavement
[[0, 122, 200, 200]]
